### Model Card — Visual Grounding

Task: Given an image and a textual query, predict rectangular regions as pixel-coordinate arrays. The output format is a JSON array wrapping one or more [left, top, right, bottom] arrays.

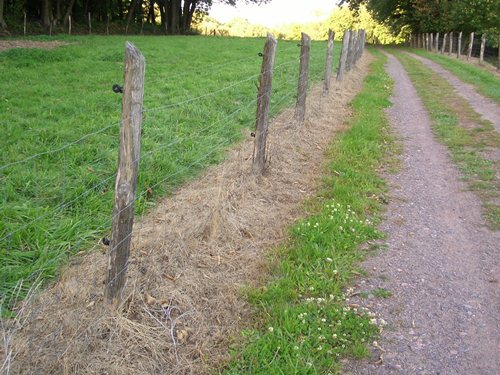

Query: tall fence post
[[441, 33, 447, 54], [253, 33, 277, 174], [457, 31, 462, 58], [106, 14, 110, 35], [430, 33, 433, 52], [448, 31, 453, 55], [346, 30, 356, 71], [68, 15, 72, 35], [294, 32, 311, 124], [105, 42, 146, 305], [467, 32, 474, 60], [323, 29, 334, 94], [88, 12, 91, 34], [479, 34, 486, 64], [336, 30, 350, 82], [435, 32, 440, 52]]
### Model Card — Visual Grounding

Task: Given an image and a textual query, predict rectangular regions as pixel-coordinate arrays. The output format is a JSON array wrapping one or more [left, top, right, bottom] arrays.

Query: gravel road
[[344, 53, 500, 374], [406, 52, 500, 132]]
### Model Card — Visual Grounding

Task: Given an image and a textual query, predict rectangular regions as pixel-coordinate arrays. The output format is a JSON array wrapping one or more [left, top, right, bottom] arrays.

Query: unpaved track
[[345, 54, 500, 374], [407, 52, 500, 131]]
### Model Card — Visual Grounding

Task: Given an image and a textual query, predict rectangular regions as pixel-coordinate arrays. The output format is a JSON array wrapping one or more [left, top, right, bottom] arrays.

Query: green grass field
[[0, 35, 333, 306]]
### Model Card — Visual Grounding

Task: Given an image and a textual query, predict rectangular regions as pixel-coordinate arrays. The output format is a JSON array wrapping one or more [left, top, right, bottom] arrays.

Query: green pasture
[[0, 35, 334, 306]]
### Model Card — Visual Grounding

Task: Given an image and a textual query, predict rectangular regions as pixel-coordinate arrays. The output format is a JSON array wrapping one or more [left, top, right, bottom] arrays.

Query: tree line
[[342, 0, 500, 36], [0, 0, 268, 34]]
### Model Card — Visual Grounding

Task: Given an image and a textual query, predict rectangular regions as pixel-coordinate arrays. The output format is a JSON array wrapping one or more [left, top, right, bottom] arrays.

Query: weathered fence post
[[88, 12, 91, 34], [294, 32, 311, 124], [105, 42, 146, 305], [346, 30, 356, 71], [106, 14, 110, 35], [457, 32, 462, 58], [337, 30, 350, 82], [467, 32, 474, 60], [435, 32, 440, 52], [441, 33, 447, 54], [253, 33, 277, 174], [448, 32, 453, 55], [323, 29, 335, 94], [480, 34, 486, 64], [23, 12, 26, 36], [68, 15, 72, 35], [430, 33, 433, 52]]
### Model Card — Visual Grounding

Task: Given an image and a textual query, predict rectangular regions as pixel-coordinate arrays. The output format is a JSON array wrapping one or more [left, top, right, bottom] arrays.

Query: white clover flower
[[268, 327, 274, 332], [321, 318, 326, 323], [333, 269, 338, 275], [332, 334, 337, 339]]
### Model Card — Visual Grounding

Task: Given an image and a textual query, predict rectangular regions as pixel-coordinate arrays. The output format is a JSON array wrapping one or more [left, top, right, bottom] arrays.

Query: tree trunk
[[184, 0, 197, 33], [148, 0, 155, 23], [125, 0, 139, 34], [63, 0, 76, 26], [158, 0, 166, 33], [41, 0, 52, 27], [0, 0, 7, 29], [170, 0, 180, 34]]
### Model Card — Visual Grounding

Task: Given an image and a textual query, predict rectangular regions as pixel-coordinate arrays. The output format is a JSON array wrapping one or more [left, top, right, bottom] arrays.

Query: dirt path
[[406, 52, 500, 132], [345, 53, 500, 374]]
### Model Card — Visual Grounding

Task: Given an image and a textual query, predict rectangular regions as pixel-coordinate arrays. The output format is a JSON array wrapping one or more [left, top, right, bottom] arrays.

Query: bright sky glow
[[210, 0, 341, 28]]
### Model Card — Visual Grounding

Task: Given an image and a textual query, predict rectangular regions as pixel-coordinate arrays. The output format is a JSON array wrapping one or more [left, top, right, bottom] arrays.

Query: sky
[[209, 0, 341, 28]]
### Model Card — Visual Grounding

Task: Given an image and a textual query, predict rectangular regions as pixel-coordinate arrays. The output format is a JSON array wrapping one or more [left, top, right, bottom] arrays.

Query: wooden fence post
[[294, 33, 311, 124], [88, 12, 91, 34], [106, 14, 110, 35], [441, 33, 447, 54], [430, 33, 433, 51], [23, 12, 26, 36], [346, 30, 356, 71], [323, 29, 334, 94], [457, 31, 462, 58], [448, 32, 453, 55], [467, 32, 474, 60], [435, 32, 440, 52], [336, 30, 350, 82], [253, 33, 277, 174], [68, 15, 72, 35], [105, 42, 146, 305], [479, 34, 486, 64]]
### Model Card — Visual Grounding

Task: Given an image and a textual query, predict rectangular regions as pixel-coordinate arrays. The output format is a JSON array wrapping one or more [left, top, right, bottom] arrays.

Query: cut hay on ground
[[1, 54, 373, 375]]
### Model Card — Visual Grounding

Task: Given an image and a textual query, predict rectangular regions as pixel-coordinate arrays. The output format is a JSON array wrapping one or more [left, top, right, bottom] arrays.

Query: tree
[[0, 0, 7, 29], [342, 0, 500, 35]]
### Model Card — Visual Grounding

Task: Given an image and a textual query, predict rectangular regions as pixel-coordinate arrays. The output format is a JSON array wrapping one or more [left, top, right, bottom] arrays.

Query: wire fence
[[409, 32, 500, 70], [0, 29, 366, 311]]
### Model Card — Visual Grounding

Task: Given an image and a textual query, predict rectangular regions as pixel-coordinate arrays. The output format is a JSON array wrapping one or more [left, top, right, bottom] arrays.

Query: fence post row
[[294, 32, 311, 125], [337, 30, 350, 82], [479, 33, 486, 64], [467, 32, 474, 60], [253, 33, 277, 174], [323, 29, 335, 94], [105, 42, 146, 305]]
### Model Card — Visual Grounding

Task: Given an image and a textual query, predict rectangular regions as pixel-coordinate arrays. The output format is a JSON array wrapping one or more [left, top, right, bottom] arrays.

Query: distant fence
[[0, 29, 366, 308], [409, 32, 500, 70]]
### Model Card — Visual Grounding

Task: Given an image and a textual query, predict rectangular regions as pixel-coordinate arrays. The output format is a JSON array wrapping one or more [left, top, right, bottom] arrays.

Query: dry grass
[[0, 40, 71, 52], [1, 54, 373, 375]]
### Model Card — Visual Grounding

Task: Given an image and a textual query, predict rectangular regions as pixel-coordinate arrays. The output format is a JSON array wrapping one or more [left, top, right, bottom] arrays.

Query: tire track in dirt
[[406, 52, 500, 132], [344, 53, 500, 374]]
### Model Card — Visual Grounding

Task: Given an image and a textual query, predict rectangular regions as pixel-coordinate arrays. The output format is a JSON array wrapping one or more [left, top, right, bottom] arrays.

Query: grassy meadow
[[0, 35, 334, 306]]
